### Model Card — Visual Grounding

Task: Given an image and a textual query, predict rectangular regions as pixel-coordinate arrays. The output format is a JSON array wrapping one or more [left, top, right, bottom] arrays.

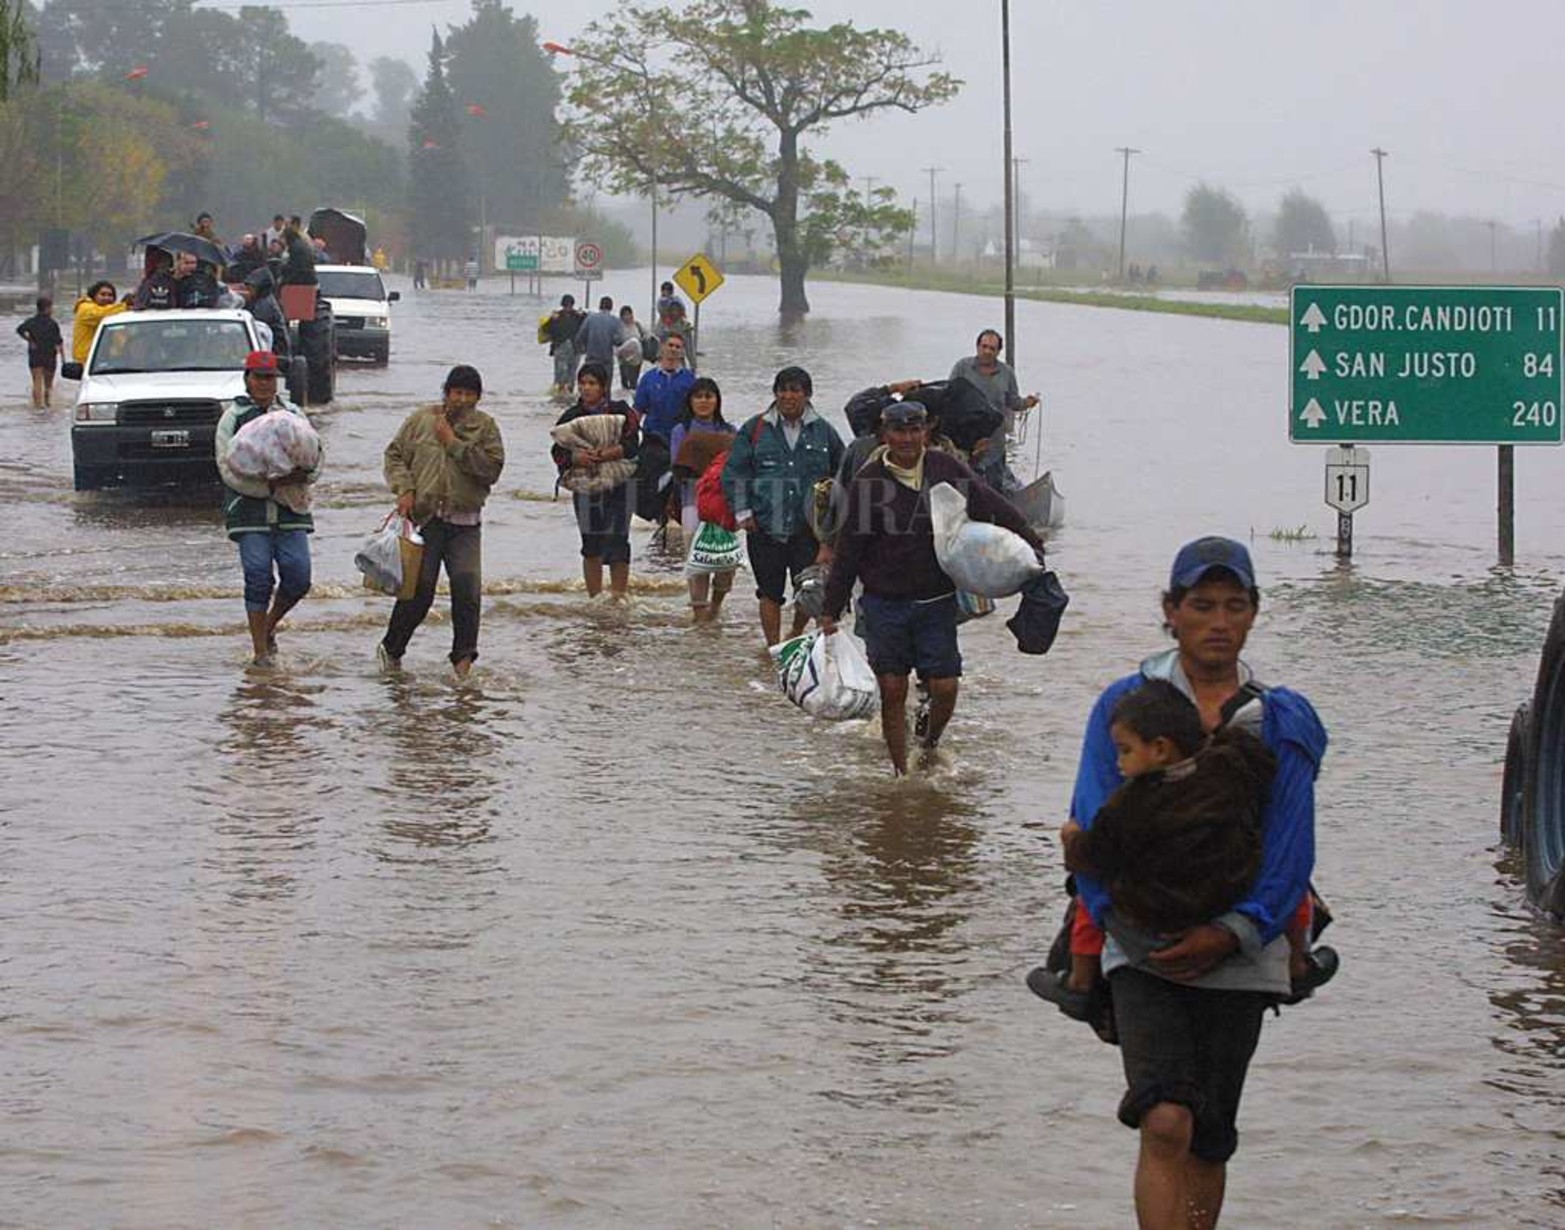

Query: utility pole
[[649, 184, 658, 322], [1535, 218, 1544, 272], [1488, 219, 1498, 273], [860, 175, 878, 209], [1115, 146, 1140, 282], [952, 183, 963, 265], [1012, 156, 1029, 265], [922, 165, 942, 264], [1371, 147, 1391, 281], [1001, 0, 1015, 364]]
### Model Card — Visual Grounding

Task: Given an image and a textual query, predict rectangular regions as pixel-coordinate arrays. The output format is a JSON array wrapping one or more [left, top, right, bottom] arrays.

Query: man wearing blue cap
[[1056, 536, 1328, 1230]]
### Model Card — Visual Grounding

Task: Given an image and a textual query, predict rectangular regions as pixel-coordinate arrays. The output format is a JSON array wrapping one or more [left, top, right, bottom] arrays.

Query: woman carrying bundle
[[551, 360, 641, 599], [669, 377, 737, 623]]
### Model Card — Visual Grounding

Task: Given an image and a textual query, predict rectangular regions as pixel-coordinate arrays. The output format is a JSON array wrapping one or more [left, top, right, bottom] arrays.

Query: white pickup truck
[[68, 308, 268, 491]]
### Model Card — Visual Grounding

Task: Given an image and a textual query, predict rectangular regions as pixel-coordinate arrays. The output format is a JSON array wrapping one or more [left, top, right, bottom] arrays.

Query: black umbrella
[[134, 231, 229, 268]]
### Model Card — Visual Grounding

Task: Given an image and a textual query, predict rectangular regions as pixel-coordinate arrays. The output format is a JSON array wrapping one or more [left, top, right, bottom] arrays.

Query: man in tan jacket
[[378, 365, 504, 679]]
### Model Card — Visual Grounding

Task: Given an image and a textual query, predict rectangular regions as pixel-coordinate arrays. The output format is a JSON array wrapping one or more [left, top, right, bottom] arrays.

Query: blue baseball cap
[[1169, 536, 1256, 590]]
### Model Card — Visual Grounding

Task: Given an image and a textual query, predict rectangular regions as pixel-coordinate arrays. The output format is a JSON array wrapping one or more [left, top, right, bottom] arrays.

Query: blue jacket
[[633, 365, 695, 442], [722, 405, 845, 542], [1071, 653, 1327, 954]]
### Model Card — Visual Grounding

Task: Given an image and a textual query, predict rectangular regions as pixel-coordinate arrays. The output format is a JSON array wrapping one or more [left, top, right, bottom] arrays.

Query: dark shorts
[[858, 591, 962, 679], [573, 483, 632, 564], [1109, 967, 1267, 1164], [746, 524, 817, 603], [28, 355, 56, 373]]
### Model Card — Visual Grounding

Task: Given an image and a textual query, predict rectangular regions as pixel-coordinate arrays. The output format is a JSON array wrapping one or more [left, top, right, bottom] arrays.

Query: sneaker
[[249, 651, 277, 670], [913, 684, 931, 741], [376, 643, 401, 674], [1025, 966, 1093, 1022], [1281, 945, 1340, 1006]]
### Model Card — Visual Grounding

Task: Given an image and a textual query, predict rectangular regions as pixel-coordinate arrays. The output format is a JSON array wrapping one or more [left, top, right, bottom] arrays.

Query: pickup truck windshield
[[316, 270, 387, 300], [91, 318, 253, 374]]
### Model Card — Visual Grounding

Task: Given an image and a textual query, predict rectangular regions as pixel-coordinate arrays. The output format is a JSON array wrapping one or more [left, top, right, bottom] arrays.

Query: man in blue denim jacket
[[722, 366, 845, 646]]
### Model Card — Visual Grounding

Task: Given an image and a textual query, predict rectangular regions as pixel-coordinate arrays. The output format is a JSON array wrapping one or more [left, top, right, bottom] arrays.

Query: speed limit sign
[[573, 240, 603, 278]]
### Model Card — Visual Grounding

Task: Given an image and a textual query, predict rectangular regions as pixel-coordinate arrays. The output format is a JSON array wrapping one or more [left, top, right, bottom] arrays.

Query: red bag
[[695, 449, 737, 530]]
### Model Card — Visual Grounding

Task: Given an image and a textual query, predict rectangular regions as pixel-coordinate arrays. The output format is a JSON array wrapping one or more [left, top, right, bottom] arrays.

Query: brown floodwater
[[2, 271, 1563, 1227]]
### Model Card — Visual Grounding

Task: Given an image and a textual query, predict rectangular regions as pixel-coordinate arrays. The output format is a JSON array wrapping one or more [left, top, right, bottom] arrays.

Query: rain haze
[[279, 0, 1565, 228]]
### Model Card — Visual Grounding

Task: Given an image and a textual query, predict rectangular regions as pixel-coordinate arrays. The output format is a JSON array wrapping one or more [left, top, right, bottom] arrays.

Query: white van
[[314, 264, 398, 364]]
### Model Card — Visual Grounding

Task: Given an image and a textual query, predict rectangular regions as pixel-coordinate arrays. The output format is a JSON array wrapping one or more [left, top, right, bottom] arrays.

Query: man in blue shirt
[[633, 334, 696, 444]]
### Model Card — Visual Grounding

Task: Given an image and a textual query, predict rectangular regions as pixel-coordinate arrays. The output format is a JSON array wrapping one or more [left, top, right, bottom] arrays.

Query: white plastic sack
[[685, 521, 743, 575], [228, 409, 320, 480], [354, 513, 423, 596], [770, 629, 879, 721], [928, 481, 1043, 598], [615, 335, 644, 363]]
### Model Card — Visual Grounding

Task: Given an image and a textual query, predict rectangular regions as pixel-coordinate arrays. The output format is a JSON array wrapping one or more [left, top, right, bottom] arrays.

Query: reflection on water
[[3, 274, 1565, 1225]]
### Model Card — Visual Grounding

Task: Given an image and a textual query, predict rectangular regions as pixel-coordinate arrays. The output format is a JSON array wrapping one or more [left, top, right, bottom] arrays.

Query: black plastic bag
[[1007, 569, 1069, 654], [934, 376, 1004, 453]]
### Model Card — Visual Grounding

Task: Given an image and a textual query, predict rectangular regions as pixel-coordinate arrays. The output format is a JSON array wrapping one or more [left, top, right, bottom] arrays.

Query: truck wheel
[[286, 355, 309, 406], [1502, 702, 1532, 847], [1523, 594, 1565, 915], [73, 463, 109, 491], [299, 307, 336, 405]]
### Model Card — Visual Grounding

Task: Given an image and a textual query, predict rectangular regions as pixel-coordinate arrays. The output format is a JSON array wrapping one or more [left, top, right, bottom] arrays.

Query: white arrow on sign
[[1299, 398, 1327, 429], [1300, 303, 1327, 333], [1299, 349, 1327, 380]]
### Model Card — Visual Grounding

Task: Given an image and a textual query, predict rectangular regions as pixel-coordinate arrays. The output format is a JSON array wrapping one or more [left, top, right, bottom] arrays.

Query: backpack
[[695, 449, 737, 530]]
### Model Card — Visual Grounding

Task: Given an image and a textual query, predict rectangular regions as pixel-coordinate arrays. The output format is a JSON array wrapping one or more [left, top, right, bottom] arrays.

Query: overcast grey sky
[[279, 0, 1565, 226]]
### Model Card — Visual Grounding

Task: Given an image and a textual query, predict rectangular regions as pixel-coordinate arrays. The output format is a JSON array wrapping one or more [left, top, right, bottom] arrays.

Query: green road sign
[[1289, 285, 1564, 444]]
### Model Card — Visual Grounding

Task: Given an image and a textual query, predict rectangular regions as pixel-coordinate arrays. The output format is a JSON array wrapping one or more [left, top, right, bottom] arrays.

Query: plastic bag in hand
[[354, 513, 423, 597], [770, 629, 879, 721], [928, 481, 1043, 598], [685, 521, 743, 575], [228, 409, 321, 480]]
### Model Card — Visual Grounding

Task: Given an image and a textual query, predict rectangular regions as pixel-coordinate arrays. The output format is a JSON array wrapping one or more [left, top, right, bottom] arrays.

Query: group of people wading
[[216, 302, 1336, 1230]]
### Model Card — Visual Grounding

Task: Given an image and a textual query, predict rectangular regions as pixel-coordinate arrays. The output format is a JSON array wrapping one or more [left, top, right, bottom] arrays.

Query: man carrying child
[[1035, 536, 1331, 1230]]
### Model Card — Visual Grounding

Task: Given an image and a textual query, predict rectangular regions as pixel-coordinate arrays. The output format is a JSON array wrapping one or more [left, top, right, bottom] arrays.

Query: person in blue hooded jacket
[[1058, 536, 1327, 1230]]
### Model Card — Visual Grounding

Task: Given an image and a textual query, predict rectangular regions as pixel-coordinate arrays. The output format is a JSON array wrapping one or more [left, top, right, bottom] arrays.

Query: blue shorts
[[859, 591, 961, 679]]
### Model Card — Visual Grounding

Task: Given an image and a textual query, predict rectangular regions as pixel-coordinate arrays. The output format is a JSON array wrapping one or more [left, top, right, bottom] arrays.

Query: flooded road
[[3, 272, 1563, 1227]]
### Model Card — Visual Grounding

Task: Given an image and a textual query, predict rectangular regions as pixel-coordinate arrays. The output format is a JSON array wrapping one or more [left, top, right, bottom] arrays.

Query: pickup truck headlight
[[367, 316, 389, 330], [75, 402, 119, 422]]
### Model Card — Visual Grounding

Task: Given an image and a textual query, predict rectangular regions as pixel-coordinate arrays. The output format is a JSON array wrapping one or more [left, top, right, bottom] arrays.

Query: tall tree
[[308, 41, 363, 117], [1181, 183, 1248, 265], [2, 0, 39, 99], [407, 29, 470, 261], [1274, 188, 1335, 256], [444, 0, 567, 229], [369, 55, 418, 134], [231, 6, 319, 125], [561, 0, 959, 315]]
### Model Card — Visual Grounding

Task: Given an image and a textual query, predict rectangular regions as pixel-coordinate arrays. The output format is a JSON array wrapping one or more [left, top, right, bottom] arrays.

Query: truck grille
[[119, 400, 223, 426], [336, 316, 365, 330]]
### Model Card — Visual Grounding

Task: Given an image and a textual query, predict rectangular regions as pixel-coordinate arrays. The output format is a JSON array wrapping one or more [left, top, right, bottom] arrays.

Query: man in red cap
[[214, 350, 323, 667]]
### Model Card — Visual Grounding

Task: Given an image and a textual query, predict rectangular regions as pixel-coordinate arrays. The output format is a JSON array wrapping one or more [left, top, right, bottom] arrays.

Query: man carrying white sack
[[215, 349, 323, 668], [817, 400, 1043, 775]]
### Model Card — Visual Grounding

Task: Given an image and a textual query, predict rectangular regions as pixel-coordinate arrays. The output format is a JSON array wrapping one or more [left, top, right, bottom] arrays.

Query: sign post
[[495, 236, 540, 296], [673, 253, 725, 371], [574, 239, 604, 303], [1323, 444, 1370, 559], [1290, 285, 1563, 562]]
